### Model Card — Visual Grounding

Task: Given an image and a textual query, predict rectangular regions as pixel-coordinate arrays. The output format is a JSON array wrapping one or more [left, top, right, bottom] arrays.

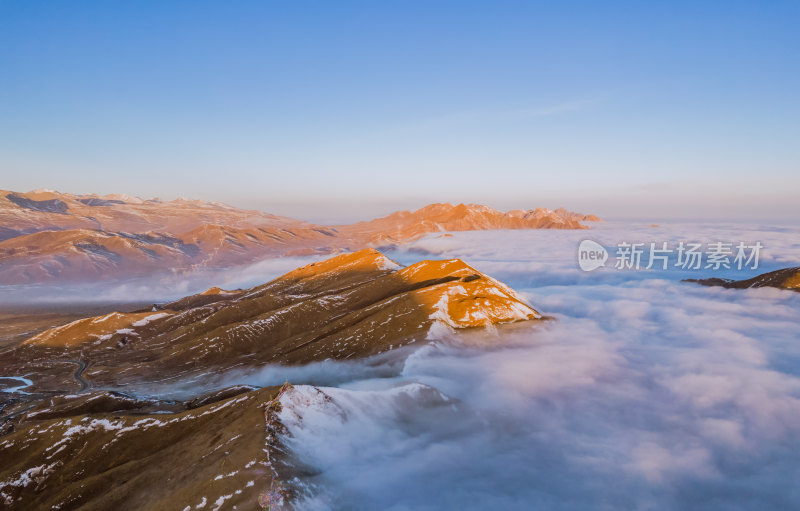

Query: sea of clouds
[[4, 220, 800, 509], [261, 221, 800, 510]]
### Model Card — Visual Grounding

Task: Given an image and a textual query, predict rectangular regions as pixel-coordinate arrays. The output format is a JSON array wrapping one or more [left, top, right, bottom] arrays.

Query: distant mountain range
[[0, 189, 599, 284]]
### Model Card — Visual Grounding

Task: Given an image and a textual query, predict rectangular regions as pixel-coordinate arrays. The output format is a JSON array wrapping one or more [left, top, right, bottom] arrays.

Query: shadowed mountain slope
[[0, 385, 281, 510]]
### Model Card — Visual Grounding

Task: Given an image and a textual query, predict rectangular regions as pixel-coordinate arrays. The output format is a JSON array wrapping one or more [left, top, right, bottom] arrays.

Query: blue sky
[[1, 1, 798, 222]]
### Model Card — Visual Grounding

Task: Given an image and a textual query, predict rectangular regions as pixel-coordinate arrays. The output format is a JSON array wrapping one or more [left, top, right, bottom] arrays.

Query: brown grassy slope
[[4, 249, 540, 392], [0, 386, 282, 511]]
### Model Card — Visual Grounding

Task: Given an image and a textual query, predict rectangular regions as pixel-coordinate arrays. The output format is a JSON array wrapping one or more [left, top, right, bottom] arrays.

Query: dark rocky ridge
[[685, 266, 800, 292]]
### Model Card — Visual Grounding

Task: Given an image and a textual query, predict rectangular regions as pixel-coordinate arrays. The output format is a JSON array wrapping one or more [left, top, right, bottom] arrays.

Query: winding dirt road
[[62, 359, 89, 392]]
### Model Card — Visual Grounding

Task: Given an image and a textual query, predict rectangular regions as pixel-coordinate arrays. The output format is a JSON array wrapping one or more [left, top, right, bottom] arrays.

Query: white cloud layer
[[269, 221, 800, 510]]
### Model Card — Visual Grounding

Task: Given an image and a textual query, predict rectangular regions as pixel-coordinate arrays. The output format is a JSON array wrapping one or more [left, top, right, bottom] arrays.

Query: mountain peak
[[336, 202, 593, 245], [15, 249, 541, 383]]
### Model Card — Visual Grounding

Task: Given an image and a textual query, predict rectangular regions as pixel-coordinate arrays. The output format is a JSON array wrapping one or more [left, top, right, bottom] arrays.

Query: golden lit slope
[[23, 311, 175, 347], [7, 249, 541, 390]]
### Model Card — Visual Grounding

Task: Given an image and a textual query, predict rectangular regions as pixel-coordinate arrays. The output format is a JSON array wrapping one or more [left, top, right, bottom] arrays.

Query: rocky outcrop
[[685, 267, 800, 292]]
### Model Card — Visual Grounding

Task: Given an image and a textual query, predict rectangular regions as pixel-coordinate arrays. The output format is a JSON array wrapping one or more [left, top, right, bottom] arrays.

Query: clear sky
[[1, 1, 798, 223]]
